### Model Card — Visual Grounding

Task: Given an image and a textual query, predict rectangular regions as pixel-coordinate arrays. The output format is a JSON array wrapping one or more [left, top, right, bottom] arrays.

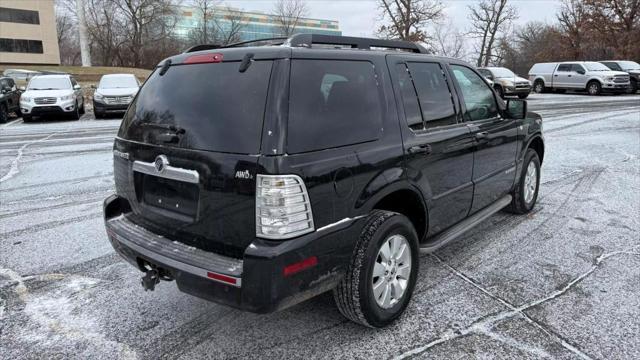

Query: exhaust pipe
[[141, 269, 160, 291]]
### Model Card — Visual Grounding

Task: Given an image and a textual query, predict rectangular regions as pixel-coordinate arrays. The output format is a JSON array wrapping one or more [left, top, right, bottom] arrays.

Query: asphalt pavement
[[1, 93, 639, 359]]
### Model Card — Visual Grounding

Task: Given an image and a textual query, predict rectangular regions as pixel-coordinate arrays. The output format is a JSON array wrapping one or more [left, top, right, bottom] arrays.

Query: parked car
[[528, 61, 630, 95], [19, 74, 85, 122], [478, 66, 531, 99], [93, 74, 140, 118], [599, 60, 640, 93], [103, 34, 544, 328], [0, 76, 22, 123], [2, 68, 41, 89]]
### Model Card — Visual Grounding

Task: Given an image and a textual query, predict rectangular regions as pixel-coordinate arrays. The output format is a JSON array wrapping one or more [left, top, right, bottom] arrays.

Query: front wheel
[[70, 102, 80, 120], [0, 104, 8, 123], [587, 81, 602, 96], [518, 93, 529, 99], [333, 210, 419, 328], [507, 149, 541, 214], [629, 79, 638, 94]]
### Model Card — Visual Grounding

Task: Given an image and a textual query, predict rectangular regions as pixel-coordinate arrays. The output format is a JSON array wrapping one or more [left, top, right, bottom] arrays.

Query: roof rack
[[286, 34, 428, 54], [184, 34, 428, 54], [184, 37, 288, 53]]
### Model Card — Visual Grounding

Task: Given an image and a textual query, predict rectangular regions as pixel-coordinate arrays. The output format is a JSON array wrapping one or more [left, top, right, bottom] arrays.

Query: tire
[[70, 102, 80, 120], [0, 104, 7, 123], [629, 79, 638, 94], [495, 86, 505, 99], [533, 80, 546, 94], [22, 114, 32, 123], [333, 210, 419, 328], [587, 80, 602, 96], [518, 93, 529, 99], [507, 149, 541, 214], [79, 100, 86, 115], [94, 111, 103, 119]]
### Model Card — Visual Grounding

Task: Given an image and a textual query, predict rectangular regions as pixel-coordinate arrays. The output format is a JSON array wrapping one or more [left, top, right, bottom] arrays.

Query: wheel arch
[[527, 135, 545, 164], [365, 186, 428, 242]]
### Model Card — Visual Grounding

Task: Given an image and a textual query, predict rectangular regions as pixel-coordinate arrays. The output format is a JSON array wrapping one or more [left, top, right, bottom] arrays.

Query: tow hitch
[[141, 269, 160, 291]]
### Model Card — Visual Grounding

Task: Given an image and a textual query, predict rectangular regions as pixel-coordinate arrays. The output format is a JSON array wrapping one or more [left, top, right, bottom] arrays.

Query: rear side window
[[287, 60, 382, 153], [571, 64, 585, 72], [557, 64, 571, 72], [119, 61, 273, 154], [406, 62, 457, 128]]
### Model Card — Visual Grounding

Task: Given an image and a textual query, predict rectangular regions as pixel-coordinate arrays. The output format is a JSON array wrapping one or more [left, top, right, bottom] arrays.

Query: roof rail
[[184, 37, 288, 53], [286, 34, 428, 54], [184, 34, 428, 54]]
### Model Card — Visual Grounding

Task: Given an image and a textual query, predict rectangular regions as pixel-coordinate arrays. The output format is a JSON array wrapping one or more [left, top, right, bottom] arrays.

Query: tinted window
[[119, 61, 273, 154], [395, 64, 423, 129], [571, 64, 585, 72], [0, 38, 43, 54], [0, 7, 40, 25], [601, 62, 621, 71], [557, 64, 571, 72], [478, 69, 492, 77], [451, 65, 499, 122], [407, 62, 457, 128], [288, 60, 382, 153]]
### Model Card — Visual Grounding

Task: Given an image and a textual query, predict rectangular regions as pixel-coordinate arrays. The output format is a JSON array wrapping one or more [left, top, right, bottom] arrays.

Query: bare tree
[[557, 0, 587, 59], [584, 0, 640, 59], [432, 20, 466, 58], [188, 0, 219, 44], [377, 0, 444, 42], [55, 0, 81, 65], [468, 0, 518, 66], [272, 0, 309, 37], [214, 7, 246, 45]]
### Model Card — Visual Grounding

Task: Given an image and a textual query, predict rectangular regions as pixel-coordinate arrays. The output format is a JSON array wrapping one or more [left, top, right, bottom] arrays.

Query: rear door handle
[[408, 144, 432, 155]]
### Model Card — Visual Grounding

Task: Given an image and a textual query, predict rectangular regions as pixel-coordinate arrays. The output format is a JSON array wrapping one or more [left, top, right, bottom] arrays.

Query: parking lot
[[0, 93, 639, 359]]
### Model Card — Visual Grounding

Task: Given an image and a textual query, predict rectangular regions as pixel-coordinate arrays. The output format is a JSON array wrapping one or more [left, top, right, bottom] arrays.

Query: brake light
[[256, 174, 314, 239], [183, 53, 223, 64]]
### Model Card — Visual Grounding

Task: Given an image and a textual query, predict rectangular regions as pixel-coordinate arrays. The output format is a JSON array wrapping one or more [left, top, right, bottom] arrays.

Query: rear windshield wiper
[[139, 122, 185, 134]]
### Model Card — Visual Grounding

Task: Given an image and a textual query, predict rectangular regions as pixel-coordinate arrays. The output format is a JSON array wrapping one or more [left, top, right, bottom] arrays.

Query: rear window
[[287, 60, 382, 153], [119, 61, 273, 154]]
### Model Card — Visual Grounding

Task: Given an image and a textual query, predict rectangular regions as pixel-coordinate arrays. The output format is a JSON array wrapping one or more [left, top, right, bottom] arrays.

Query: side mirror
[[91, 84, 97, 89], [19, 86, 26, 91], [1, 89, 6, 94], [506, 99, 527, 120], [487, 75, 494, 81], [73, 84, 81, 90]]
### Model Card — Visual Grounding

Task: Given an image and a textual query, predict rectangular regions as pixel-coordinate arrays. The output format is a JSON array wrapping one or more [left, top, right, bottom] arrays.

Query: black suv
[[0, 76, 21, 123], [104, 35, 544, 327]]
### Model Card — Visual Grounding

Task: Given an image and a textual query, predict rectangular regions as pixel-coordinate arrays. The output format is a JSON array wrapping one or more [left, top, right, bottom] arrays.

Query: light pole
[[76, 0, 92, 67]]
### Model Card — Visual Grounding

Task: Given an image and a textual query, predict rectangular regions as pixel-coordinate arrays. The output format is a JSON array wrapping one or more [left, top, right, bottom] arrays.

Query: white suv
[[20, 74, 85, 122]]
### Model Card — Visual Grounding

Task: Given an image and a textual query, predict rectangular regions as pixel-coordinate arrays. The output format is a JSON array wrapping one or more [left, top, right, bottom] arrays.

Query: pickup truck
[[528, 61, 630, 95]]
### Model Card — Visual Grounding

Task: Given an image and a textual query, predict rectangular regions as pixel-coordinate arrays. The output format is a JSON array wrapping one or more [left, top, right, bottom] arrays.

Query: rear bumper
[[103, 194, 361, 313]]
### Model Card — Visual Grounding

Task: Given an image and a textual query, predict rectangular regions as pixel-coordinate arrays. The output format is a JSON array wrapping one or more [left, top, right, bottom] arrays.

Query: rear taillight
[[256, 174, 314, 239]]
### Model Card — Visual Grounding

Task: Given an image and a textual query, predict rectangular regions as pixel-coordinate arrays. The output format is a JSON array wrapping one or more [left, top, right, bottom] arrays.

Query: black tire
[[533, 80, 546, 94], [587, 80, 602, 96], [518, 93, 529, 99], [333, 210, 419, 328], [495, 86, 505, 99], [70, 102, 80, 120], [629, 79, 638, 94], [507, 149, 541, 214], [79, 100, 86, 115], [22, 114, 32, 123], [0, 104, 7, 123]]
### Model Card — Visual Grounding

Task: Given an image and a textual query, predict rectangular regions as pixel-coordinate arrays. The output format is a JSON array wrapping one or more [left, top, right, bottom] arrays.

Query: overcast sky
[[226, 0, 562, 36]]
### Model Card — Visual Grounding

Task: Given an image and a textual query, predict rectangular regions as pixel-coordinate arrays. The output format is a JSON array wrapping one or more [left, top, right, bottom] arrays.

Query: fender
[[354, 167, 425, 214]]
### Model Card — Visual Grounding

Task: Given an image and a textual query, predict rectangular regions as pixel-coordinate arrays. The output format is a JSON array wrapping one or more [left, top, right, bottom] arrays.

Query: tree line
[[56, 0, 309, 68], [57, 0, 639, 74]]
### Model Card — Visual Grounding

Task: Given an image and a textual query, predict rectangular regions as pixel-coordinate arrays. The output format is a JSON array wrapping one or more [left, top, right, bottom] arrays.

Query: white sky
[[224, 0, 562, 36]]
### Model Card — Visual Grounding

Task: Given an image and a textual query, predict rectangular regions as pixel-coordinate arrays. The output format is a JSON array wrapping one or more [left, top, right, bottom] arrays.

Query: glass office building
[[175, 6, 341, 42]]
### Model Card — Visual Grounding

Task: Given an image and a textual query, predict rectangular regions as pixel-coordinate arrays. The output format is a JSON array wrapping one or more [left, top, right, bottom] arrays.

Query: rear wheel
[[587, 80, 602, 96], [507, 149, 541, 214], [333, 210, 419, 328], [533, 80, 546, 94]]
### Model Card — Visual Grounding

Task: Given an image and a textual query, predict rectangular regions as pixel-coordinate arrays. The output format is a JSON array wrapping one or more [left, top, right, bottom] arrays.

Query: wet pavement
[[1, 93, 639, 359]]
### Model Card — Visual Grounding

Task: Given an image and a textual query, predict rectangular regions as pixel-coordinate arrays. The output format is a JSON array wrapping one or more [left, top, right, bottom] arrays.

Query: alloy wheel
[[372, 234, 412, 309], [523, 161, 538, 204]]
